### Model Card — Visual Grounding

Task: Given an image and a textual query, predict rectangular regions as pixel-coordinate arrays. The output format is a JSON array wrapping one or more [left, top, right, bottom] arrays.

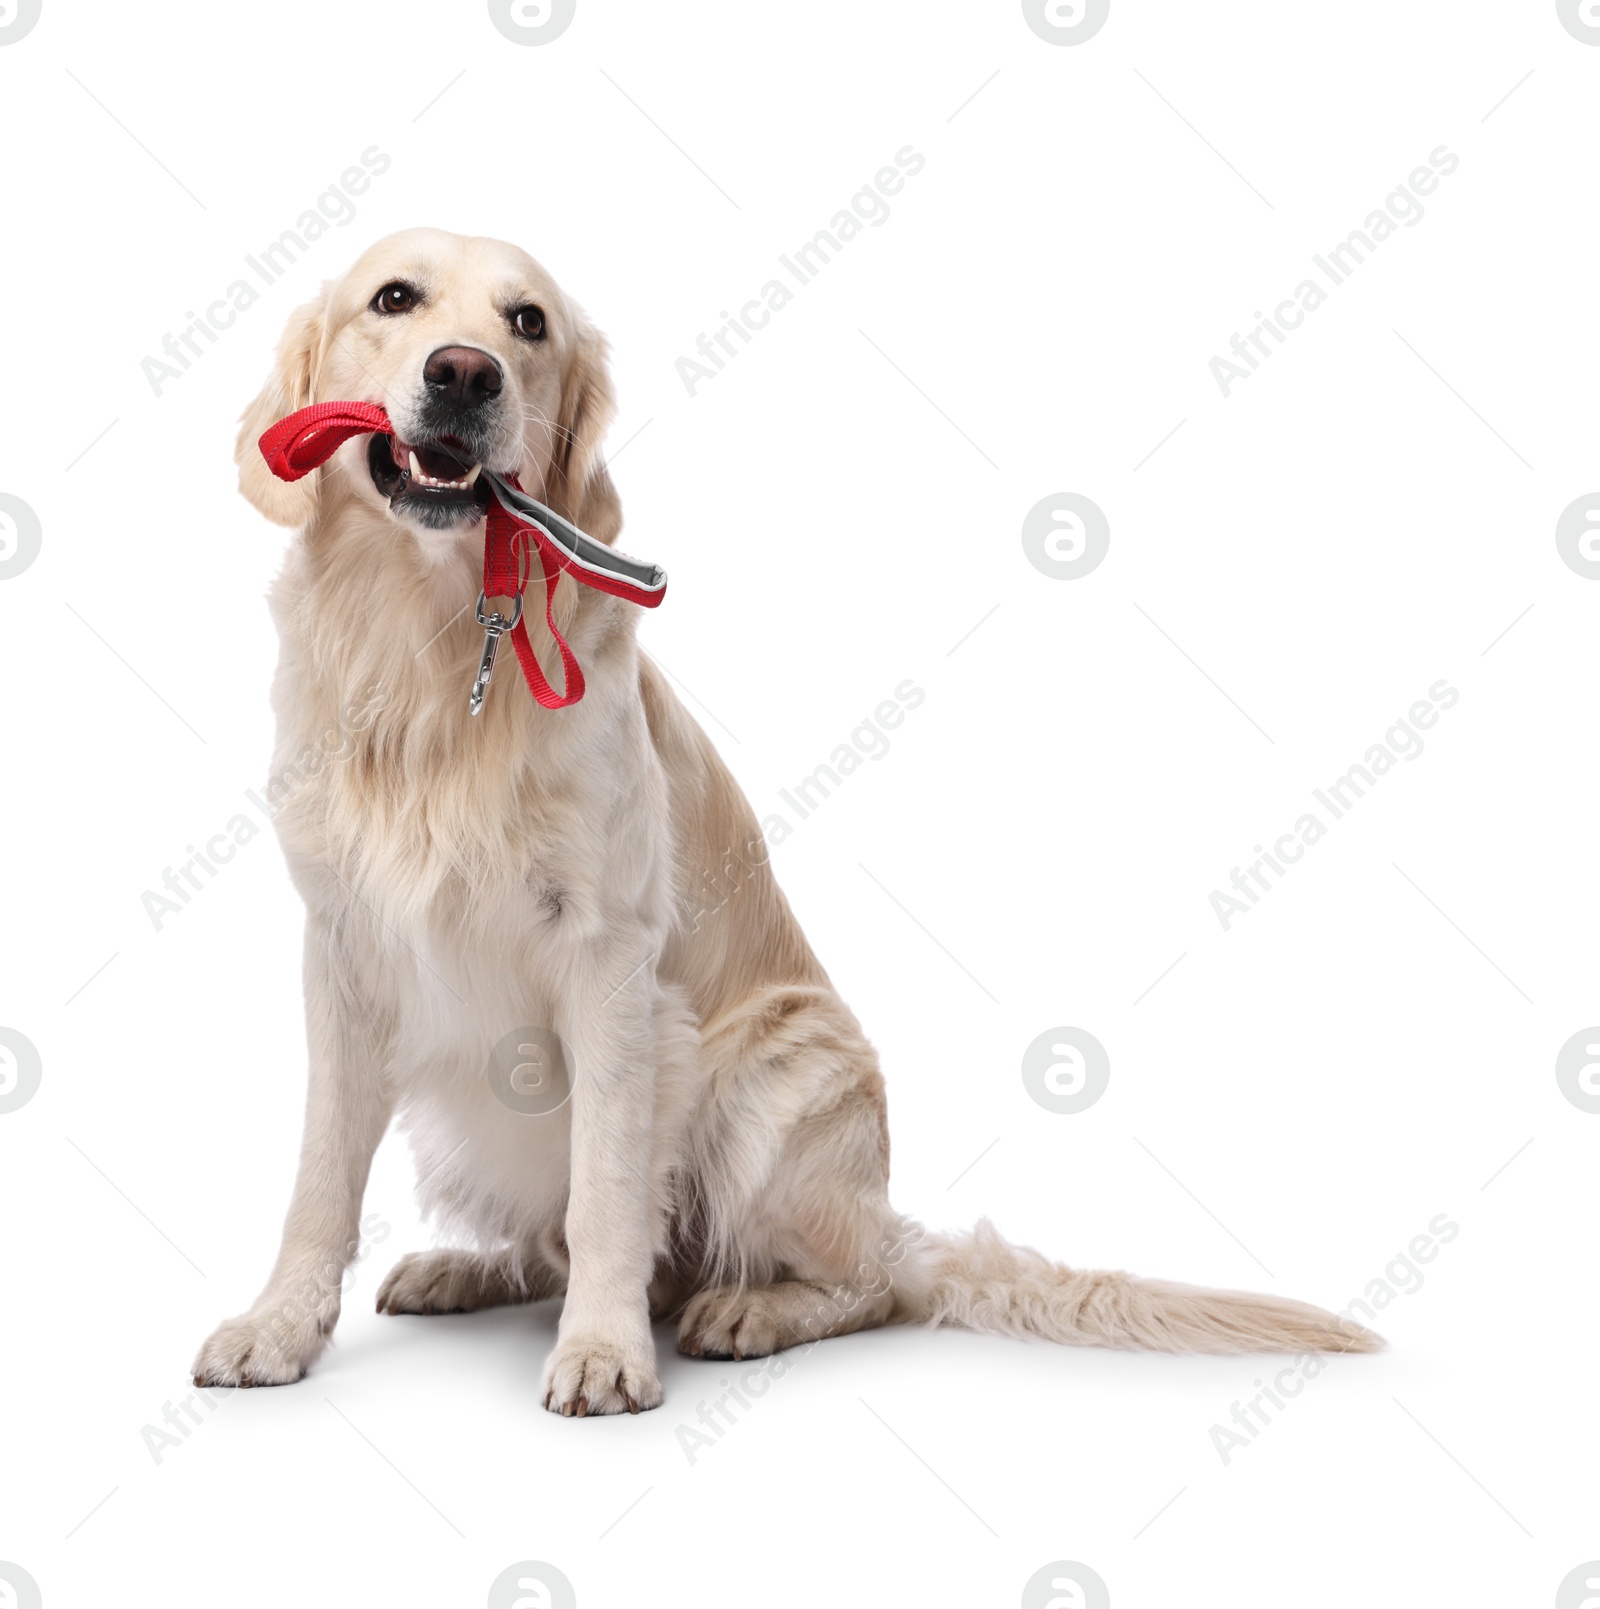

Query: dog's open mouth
[[367, 431, 493, 523]]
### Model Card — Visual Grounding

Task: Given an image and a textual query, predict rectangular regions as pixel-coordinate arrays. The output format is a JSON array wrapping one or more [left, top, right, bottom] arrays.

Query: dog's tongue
[[392, 436, 473, 479]]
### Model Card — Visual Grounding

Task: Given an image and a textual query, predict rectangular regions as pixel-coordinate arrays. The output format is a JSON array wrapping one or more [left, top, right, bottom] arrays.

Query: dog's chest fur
[[263, 527, 677, 1232]]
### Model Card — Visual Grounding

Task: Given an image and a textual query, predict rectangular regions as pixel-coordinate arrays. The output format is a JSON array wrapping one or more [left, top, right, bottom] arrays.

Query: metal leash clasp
[[469, 590, 524, 716]]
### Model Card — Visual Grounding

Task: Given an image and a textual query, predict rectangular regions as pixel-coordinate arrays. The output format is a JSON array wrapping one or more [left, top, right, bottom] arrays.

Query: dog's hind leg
[[677, 987, 926, 1361]]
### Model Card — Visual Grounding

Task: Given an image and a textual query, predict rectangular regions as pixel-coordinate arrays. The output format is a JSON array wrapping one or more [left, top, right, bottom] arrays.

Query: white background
[[1, 1, 1596, 1605]]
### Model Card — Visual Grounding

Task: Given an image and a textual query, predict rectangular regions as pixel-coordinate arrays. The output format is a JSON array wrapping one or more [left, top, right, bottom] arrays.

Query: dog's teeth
[[401, 448, 475, 492]]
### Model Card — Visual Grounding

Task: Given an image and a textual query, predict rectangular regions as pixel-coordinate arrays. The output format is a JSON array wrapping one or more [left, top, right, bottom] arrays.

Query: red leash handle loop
[[258, 402, 392, 481]]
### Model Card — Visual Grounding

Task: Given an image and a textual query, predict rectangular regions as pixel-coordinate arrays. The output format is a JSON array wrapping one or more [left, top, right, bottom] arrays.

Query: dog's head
[[238, 227, 619, 553]]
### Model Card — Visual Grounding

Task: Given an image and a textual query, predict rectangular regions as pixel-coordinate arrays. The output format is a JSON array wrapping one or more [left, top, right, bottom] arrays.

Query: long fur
[[193, 229, 1379, 1414], [913, 1222, 1375, 1353]]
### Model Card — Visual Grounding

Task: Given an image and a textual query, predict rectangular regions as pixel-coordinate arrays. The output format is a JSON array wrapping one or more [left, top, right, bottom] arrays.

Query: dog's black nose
[[423, 345, 503, 407]]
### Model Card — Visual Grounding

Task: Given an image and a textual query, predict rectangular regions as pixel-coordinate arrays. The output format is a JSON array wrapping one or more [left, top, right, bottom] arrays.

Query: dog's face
[[238, 228, 620, 553]]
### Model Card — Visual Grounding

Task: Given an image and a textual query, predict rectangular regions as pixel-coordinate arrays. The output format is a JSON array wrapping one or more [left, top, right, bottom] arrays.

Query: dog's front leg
[[192, 914, 392, 1387], [543, 951, 664, 1416]]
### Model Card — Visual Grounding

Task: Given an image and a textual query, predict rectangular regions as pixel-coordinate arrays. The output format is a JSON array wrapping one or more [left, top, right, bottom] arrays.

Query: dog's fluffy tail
[[900, 1220, 1382, 1355]]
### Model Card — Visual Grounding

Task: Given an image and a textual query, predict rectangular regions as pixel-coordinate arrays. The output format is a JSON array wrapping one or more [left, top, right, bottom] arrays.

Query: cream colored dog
[[193, 228, 1378, 1415]]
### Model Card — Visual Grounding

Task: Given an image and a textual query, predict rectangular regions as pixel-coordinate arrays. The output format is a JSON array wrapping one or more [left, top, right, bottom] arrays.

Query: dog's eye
[[372, 282, 418, 315], [511, 305, 546, 341]]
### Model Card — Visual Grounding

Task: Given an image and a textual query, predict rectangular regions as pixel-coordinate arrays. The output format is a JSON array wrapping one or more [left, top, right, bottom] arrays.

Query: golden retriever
[[192, 227, 1378, 1415]]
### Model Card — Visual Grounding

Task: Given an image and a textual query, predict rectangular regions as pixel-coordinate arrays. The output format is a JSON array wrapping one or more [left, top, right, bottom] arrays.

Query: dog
[[192, 227, 1380, 1414]]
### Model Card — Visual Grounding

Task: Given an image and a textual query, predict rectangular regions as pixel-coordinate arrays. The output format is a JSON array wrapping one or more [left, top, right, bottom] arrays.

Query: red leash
[[258, 402, 666, 712]]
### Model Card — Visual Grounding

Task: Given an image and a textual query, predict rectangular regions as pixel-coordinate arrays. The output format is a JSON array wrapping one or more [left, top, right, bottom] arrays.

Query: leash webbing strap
[[482, 493, 585, 709], [257, 402, 666, 713]]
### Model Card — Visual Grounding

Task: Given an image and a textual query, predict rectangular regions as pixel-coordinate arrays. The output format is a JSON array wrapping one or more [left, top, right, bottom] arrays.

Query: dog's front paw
[[542, 1334, 662, 1417], [191, 1308, 332, 1388]]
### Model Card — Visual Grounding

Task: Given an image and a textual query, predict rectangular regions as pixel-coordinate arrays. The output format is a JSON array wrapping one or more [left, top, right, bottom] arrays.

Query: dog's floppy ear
[[236, 289, 328, 526], [547, 320, 623, 546]]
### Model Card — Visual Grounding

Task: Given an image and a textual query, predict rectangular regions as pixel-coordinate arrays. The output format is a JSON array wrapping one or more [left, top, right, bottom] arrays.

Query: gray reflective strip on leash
[[480, 471, 667, 598]]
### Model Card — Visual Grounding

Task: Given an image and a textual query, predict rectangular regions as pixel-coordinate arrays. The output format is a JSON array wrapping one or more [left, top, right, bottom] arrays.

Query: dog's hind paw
[[375, 1249, 528, 1316]]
